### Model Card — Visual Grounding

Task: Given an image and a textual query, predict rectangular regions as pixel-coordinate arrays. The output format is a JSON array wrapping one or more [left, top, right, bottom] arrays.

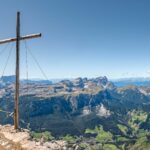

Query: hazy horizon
[[3, 74, 150, 81]]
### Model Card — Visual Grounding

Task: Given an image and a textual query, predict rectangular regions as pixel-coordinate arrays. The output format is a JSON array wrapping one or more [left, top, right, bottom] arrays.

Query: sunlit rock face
[[96, 104, 111, 117]]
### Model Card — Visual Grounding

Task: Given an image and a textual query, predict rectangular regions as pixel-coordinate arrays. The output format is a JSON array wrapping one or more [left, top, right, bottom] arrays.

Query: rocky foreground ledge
[[0, 125, 67, 150]]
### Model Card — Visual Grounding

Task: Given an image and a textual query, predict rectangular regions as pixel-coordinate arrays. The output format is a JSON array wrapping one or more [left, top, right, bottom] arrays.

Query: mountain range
[[0, 75, 150, 149]]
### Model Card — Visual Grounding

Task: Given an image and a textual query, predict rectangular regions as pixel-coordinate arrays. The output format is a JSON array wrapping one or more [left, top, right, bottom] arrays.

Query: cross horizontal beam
[[0, 33, 41, 45]]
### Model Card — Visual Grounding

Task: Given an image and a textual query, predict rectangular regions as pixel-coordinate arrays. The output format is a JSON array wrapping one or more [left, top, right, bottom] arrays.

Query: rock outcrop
[[0, 125, 67, 150]]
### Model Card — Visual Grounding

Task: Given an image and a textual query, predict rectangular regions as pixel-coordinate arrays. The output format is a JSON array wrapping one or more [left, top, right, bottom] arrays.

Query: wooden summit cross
[[0, 12, 41, 130]]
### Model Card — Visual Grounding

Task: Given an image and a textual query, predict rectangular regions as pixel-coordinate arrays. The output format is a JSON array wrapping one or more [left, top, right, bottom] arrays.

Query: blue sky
[[0, 0, 150, 79]]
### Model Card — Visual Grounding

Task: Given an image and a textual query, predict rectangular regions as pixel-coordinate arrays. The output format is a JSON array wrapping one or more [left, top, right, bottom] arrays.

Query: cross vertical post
[[14, 11, 20, 130]]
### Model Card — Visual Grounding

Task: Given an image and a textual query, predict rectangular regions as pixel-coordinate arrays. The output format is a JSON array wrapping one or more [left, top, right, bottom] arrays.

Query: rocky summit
[[0, 124, 67, 150], [0, 76, 150, 149]]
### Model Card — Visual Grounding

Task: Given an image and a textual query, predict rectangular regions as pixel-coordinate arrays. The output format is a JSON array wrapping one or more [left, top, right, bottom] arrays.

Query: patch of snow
[[84, 84, 89, 89], [138, 88, 148, 95], [102, 85, 107, 89]]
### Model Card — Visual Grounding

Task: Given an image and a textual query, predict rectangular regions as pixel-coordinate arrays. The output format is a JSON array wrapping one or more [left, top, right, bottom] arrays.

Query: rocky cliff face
[[0, 76, 150, 136]]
